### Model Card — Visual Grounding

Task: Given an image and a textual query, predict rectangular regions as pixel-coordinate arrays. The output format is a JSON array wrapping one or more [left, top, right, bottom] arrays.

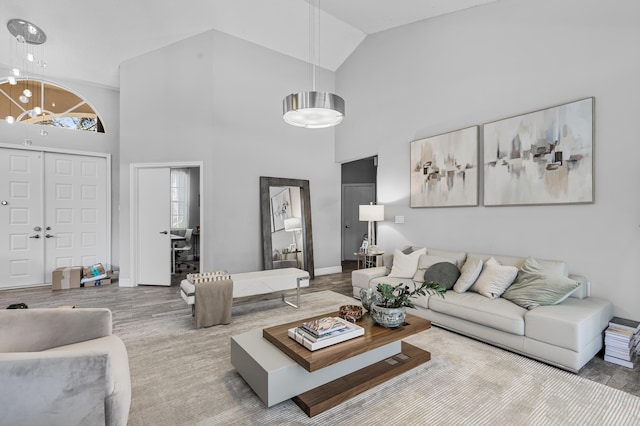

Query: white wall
[[0, 69, 121, 268], [119, 30, 342, 282], [335, 0, 640, 317]]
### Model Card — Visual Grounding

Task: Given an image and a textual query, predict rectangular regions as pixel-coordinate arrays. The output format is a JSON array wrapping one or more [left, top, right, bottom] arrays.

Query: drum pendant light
[[282, 0, 345, 129]]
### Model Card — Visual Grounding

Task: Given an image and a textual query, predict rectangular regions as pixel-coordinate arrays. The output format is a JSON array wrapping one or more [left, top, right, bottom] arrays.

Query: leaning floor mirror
[[260, 177, 314, 279]]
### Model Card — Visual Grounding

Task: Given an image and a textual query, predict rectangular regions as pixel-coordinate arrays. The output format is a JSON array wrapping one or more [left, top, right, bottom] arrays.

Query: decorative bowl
[[339, 305, 363, 323]]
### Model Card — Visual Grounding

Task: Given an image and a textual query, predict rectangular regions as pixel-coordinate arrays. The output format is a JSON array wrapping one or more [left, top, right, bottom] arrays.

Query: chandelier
[[4, 19, 47, 125]]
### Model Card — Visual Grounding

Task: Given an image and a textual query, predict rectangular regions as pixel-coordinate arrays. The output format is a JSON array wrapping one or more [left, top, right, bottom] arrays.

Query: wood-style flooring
[[1, 261, 638, 397]]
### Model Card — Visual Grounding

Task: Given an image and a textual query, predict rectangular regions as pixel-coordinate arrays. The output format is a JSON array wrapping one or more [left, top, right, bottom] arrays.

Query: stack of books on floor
[[604, 317, 639, 368], [288, 316, 364, 351]]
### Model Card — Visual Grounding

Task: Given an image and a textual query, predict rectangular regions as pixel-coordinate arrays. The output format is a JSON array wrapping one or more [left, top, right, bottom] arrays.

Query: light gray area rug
[[123, 291, 640, 425]]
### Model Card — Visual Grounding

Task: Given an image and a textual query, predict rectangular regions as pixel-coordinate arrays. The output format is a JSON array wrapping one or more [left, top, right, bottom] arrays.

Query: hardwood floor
[[0, 260, 638, 397]]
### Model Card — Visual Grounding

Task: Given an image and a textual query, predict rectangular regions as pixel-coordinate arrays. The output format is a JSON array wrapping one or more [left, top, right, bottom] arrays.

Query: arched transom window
[[0, 79, 104, 132]]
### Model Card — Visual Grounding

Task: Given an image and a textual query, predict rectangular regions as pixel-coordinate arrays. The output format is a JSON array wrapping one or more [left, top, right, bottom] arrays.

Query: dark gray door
[[342, 183, 375, 261]]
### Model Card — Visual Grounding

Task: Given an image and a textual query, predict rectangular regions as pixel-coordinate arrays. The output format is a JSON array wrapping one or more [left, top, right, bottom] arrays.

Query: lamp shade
[[284, 217, 302, 231], [283, 91, 345, 129], [359, 205, 384, 222]]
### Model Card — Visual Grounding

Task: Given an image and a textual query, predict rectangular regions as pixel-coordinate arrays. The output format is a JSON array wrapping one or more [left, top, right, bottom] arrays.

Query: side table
[[353, 251, 384, 269]]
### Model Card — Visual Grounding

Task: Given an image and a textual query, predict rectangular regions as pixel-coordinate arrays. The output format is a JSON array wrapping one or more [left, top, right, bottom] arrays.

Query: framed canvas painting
[[483, 98, 594, 206], [410, 126, 479, 208], [270, 188, 291, 232]]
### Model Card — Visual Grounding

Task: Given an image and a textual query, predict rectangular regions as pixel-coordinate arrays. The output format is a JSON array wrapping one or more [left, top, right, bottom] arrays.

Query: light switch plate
[[395, 215, 405, 224]]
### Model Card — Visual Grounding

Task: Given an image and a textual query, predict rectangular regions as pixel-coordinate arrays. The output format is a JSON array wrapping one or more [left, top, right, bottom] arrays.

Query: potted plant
[[370, 281, 446, 328]]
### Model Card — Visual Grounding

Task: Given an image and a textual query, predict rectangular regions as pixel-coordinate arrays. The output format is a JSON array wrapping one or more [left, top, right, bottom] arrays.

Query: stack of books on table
[[288, 316, 364, 351], [604, 317, 640, 368]]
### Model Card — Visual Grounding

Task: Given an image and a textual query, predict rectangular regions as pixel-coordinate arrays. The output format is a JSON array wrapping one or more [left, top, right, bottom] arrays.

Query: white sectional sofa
[[352, 248, 613, 372]]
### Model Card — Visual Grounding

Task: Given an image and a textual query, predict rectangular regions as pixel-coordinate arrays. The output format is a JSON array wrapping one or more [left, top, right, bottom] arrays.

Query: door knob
[[345, 225, 350, 229], [33, 226, 42, 232], [1, 200, 7, 205], [29, 234, 40, 239], [159, 231, 168, 234], [45, 234, 55, 238]]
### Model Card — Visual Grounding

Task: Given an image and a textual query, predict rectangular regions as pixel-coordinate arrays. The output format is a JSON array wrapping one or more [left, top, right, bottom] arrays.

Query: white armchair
[[0, 308, 131, 426]]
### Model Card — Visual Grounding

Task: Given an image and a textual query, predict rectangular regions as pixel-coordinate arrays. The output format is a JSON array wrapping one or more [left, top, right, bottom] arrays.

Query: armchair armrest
[[0, 351, 108, 425], [0, 308, 112, 352]]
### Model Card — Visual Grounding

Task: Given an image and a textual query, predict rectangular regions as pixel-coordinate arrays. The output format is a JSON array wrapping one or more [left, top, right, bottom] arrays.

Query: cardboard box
[[80, 270, 112, 287], [52, 266, 83, 291]]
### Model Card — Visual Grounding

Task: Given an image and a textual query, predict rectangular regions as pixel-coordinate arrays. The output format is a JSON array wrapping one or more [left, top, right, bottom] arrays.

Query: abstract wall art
[[483, 98, 594, 206], [410, 126, 479, 208]]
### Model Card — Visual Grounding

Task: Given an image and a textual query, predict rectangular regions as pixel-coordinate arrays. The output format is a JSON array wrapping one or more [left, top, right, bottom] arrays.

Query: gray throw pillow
[[502, 257, 580, 309], [421, 262, 461, 290]]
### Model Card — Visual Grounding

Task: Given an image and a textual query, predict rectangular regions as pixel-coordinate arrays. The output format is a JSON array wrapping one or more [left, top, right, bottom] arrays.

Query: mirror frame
[[260, 176, 314, 279]]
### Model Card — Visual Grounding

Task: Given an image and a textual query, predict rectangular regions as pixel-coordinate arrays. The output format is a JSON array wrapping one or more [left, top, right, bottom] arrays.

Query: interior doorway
[[341, 156, 377, 261], [130, 161, 203, 286]]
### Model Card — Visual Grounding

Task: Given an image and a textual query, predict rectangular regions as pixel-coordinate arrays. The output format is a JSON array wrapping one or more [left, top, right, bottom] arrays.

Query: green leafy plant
[[375, 281, 446, 309]]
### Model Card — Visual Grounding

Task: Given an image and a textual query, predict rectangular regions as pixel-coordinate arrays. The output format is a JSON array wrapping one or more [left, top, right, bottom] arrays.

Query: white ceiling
[[0, 0, 498, 89]]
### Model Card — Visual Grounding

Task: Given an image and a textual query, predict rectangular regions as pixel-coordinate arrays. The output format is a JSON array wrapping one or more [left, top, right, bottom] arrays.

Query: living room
[[1, 0, 639, 424]]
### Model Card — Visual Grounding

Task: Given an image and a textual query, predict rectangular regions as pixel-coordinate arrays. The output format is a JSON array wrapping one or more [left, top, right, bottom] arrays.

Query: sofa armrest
[[0, 351, 109, 425], [568, 274, 590, 299], [0, 308, 112, 352], [352, 267, 388, 292]]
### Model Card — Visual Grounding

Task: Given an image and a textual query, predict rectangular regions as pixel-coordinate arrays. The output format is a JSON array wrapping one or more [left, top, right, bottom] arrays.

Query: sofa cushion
[[470, 258, 518, 299], [502, 257, 580, 309], [525, 297, 613, 352], [467, 252, 568, 277], [422, 262, 460, 290], [388, 248, 426, 278], [413, 255, 455, 282], [429, 291, 526, 335], [370, 276, 414, 289], [426, 249, 467, 268], [453, 257, 484, 293]]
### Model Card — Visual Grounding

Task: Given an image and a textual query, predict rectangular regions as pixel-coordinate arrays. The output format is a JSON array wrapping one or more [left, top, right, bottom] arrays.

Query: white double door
[[0, 148, 108, 289]]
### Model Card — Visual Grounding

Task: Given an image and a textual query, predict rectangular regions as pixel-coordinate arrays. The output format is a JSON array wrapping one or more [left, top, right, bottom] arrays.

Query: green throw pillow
[[421, 262, 460, 290], [502, 257, 580, 309]]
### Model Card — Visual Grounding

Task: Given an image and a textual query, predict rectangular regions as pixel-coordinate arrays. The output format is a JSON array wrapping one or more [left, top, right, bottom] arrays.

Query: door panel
[[342, 184, 375, 261], [137, 168, 171, 286], [0, 148, 45, 288], [44, 153, 107, 278]]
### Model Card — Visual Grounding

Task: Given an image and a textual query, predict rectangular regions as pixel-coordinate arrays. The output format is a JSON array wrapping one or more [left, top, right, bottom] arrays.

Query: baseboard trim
[[118, 278, 135, 287], [314, 266, 342, 276]]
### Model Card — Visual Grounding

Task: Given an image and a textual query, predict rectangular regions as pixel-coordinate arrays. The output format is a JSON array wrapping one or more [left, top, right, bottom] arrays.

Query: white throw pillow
[[388, 248, 427, 279], [470, 257, 518, 299], [453, 257, 484, 293]]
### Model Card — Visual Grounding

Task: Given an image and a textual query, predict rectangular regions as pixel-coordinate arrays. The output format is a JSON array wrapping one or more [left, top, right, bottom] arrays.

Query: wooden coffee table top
[[262, 312, 431, 372]]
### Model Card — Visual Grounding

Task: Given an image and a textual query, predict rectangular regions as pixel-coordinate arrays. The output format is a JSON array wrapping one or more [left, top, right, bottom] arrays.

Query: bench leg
[[282, 276, 303, 309]]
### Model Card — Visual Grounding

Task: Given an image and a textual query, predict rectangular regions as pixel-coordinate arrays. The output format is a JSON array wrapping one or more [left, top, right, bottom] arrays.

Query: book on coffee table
[[300, 317, 349, 337], [289, 318, 364, 351]]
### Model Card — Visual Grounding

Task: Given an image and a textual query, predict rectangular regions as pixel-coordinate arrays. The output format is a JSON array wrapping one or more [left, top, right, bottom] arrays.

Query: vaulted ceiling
[[0, 0, 498, 89]]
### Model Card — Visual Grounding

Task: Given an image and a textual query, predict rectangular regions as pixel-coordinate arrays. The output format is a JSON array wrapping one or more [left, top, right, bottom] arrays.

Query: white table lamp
[[359, 204, 384, 253], [284, 217, 302, 250]]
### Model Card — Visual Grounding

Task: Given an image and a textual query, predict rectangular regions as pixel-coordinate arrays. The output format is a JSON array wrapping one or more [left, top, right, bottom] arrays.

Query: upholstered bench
[[180, 268, 310, 312]]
